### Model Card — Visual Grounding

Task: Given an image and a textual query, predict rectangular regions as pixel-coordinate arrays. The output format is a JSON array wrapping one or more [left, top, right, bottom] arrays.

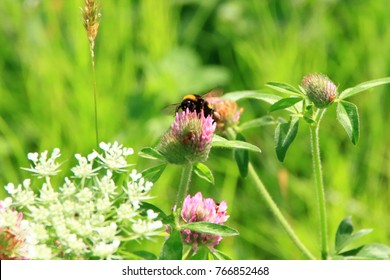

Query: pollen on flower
[[179, 192, 229, 251]]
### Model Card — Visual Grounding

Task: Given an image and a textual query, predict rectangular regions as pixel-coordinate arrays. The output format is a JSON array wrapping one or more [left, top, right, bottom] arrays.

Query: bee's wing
[[203, 88, 224, 98], [161, 103, 179, 116]]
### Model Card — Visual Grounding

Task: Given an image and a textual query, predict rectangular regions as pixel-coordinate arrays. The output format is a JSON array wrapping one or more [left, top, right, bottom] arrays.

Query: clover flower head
[[158, 109, 216, 164], [206, 97, 244, 134], [302, 73, 337, 108], [23, 148, 61, 177], [180, 192, 229, 251]]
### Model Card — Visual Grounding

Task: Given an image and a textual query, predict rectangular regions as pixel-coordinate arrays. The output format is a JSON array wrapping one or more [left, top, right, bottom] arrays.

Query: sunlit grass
[[0, 0, 389, 259]]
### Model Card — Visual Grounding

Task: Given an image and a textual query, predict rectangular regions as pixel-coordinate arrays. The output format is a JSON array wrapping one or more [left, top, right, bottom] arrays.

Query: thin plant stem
[[310, 109, 328, 259], [248, 163, 316, 260], [90, 49, 99, 147], [175, 164, 193, 206]]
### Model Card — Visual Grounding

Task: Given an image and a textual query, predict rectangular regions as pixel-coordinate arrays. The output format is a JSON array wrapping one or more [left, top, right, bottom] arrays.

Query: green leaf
[[141, 164, 166, 183], [189, 246, 210, 260], [341, 244, 390, 260], [336, 100, 360, 145], [239, 116, 276, 131], [233, 133, 249, 177], [132, 251, 158, 260], [211, 249, 233, 260], [139, 202, 172, 225], [180, 222, 239, 237], [222, 90, 282, 104], [274, 116, 299, 162], [268, 97, 303, 113], [339, 77, 390, 99], [212, 135, 261, 153], [138, 147, 165, 161], [194, 163, 214, 184], [266, 82, 303, 96], [335, 216, 373, 254], [159, 230, 183, 260]]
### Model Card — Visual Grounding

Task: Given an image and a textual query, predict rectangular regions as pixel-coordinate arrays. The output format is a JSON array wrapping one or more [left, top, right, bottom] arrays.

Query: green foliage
[[160, 230, 183, 260], [336, 101, 360, 145], [212, 135, 261, 153], [334, 217, 390, 260], [268, 97, 303, 113], [194, 163, 215, 184], [274, 117, 299, 162], [233, 133, 249, 178], [180, 222, 239, 237], [1, 0, 390, 260]]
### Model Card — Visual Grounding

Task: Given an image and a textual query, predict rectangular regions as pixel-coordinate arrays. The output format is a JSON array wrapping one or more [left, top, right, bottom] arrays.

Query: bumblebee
[[176, 94, 214, 118], [166, 90, 221, 122]]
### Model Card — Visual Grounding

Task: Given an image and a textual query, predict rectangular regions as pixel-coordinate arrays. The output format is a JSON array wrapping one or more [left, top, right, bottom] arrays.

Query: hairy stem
[[248, 163, 316, 260], [310, 109, 328, 259], [175, 164, 193, 206]]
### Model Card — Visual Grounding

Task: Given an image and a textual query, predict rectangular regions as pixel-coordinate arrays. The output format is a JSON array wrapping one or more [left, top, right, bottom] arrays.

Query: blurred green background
[[1, 0, 389, 259]]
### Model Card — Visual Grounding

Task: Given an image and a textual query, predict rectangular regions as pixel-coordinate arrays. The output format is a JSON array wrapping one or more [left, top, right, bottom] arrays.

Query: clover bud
[[302, 73, 337, 108]]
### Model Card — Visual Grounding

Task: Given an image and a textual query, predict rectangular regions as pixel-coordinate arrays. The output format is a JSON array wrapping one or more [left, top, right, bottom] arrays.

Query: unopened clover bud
[[301, 73, 337, 108]]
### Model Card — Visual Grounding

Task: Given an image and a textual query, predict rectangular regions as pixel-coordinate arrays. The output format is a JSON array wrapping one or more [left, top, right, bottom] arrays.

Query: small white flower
[[76, 188, 93, 203], [92, 240, 120, 259], [28, 244, 53, 260], [129, 169, 142, 181], [13, 181, 35, 208], [4, 183, 19, 195], [60, 178, 77, 198], [95, 171, 117, 198], [146, 209, 159, 220], [95, 141, 134, 172], [96, 197, 111, 212], [1, 197, 13, 208], [95, 222, 117, 241], [30, 223, 49, 241], [116, 203, 138, 222], [131, 217, 163, 237], [66, 234, 87, 254], [126, 171, 154, 209], [29, 205, 50, 224], [23, 149, 62, 177], [39, 183, 58, 203], [71, 154, 99, 178]]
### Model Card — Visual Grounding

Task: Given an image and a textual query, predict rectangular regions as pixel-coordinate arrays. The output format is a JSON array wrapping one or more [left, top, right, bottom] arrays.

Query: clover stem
[[176, 163, 193, 206], [248, 163, 316, 260], [310, 109, 329, 259]]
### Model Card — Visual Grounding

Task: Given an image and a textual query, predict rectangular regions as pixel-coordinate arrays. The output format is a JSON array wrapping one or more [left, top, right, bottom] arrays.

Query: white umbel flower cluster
[[1, 142, 163, 260]]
